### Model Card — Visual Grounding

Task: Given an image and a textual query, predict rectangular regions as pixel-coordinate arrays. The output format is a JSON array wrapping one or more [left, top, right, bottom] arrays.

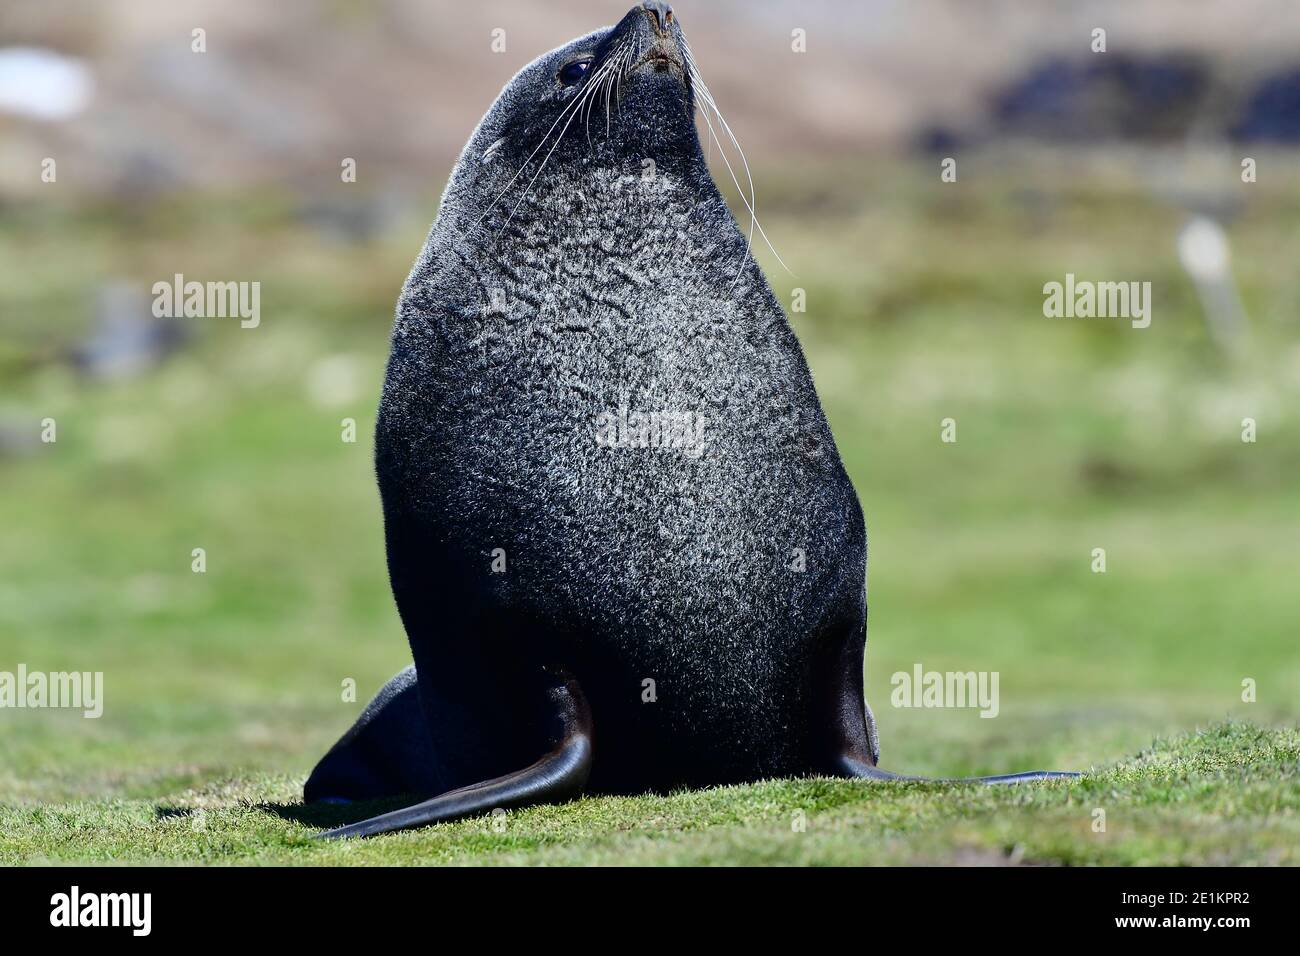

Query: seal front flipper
[[305, 665, 442, 803], [314, 672, 592, 839]]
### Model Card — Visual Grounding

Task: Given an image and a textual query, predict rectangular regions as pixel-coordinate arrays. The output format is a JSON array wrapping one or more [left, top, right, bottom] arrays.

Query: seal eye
[[558, 59, 592, 87]]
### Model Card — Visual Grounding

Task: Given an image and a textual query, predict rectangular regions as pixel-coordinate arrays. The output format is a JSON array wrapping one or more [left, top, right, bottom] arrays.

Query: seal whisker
[[616, 42, 636, 122], [680, 46, 756, 283], [679, 48, 740, 192], [605, 41, 632, 135], [607, 41, 632, 126], [614, 41, 632, 121], [697, 83, 788, 277], [682, 41, 794, 281], [585, 39, 626, 145], [475, 43, 628, 235], [687, 76, 756, 286], [500, 55, 621, 235], [602, 57, 613, 135], [578, 50, 624, 149], [472, 77, 602, 235]]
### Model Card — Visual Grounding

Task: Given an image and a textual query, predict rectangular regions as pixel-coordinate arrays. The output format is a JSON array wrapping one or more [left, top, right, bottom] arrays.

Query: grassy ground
[[1, 722, 1294, 865], [1, 156, 1297, 864]]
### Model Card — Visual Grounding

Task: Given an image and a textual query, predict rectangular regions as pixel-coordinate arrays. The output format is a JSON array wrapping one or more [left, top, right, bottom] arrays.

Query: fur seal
[[306, 1, 1078, 838]]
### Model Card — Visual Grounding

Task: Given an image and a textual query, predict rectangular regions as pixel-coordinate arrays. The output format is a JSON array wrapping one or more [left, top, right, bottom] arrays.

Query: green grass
[[1, 158, 1297, 864], [1, 723, 1294, 865]]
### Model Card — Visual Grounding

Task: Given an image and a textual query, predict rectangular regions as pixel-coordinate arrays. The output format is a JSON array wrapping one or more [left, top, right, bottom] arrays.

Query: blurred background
[[1, 0, 1297, 806]]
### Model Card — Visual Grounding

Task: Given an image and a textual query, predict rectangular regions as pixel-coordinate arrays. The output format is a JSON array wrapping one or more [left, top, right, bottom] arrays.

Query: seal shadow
[[258, 797, 417, 829], [154, 798, 417, 830]]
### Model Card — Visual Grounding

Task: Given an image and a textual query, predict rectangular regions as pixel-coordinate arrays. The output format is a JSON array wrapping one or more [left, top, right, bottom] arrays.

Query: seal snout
[[641, 1, 674, 34], [628, 1, 684, 76]]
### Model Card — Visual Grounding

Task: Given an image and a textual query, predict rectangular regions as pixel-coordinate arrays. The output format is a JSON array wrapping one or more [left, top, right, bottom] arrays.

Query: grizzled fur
[[307, 6, 877, 802]]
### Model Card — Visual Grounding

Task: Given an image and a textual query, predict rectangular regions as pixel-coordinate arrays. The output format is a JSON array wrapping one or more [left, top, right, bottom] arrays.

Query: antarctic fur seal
[[305, 1, 1078, 838]]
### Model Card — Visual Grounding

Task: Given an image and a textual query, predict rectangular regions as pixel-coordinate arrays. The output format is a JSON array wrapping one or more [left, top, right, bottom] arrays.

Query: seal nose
[[641, 1, 674, 35]]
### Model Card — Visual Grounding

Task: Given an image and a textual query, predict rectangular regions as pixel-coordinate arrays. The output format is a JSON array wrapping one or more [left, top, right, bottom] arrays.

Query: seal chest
[[382, 141, 862, 788]]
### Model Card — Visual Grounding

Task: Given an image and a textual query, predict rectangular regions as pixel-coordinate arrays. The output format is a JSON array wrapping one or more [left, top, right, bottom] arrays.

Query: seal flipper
[[827, 693, 1081, 784], [826, 683, 1081, 784], [833, 753, 1080, 784], [314, 671, 593, 839], [817, 609, 1081, 785], [305, 665, 443, 803], [827, 672, 1082, 784]]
